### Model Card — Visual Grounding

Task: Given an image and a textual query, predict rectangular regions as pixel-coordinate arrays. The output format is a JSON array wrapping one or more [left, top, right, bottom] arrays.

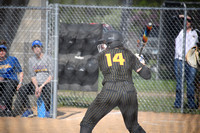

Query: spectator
[[174, 15, 198, 109], [0, 40, 23, 116], [17, 40, 53, 118]]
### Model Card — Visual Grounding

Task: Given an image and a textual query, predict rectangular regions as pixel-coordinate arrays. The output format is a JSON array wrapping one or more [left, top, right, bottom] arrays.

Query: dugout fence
[[0, 2, 200, 118]]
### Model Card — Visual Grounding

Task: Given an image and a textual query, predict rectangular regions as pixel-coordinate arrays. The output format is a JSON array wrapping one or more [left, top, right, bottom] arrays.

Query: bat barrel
[[142, 22, 152, 43], [139, 22, 153, 57]]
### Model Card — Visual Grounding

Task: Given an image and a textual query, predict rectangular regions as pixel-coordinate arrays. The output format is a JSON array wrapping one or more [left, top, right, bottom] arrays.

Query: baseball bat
[[139, 22, 152, 56]]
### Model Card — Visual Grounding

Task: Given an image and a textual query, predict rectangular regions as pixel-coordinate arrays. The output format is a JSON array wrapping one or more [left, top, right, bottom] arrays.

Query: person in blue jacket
[[0, 41, 23, 116]]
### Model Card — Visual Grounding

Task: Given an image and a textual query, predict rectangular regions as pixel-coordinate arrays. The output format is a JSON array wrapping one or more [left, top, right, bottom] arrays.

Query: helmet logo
[[108, 36, 114, 40]]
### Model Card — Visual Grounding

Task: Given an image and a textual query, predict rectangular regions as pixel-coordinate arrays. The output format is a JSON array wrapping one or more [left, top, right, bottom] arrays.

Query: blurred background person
[[17, 40, 53, 118], [0, 40, 23, 116], [174, 15, 198, 109]]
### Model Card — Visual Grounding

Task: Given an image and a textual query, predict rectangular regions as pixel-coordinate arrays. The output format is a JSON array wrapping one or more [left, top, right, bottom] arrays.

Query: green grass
[[57, 71, 200, 114]]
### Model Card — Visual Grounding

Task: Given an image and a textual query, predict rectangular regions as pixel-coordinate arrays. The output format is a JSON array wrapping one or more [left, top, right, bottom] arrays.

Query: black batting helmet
[[100, 30, 124, 49]]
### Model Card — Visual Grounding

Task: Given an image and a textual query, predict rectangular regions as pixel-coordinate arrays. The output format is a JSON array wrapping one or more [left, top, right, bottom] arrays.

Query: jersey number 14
[[105, 53, 125, 67]]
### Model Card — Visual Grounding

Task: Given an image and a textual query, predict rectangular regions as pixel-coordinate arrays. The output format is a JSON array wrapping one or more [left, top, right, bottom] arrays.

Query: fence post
[[45, 0, 49, 54], [181, 2, 187, 113], [52, 3, 59, 119]]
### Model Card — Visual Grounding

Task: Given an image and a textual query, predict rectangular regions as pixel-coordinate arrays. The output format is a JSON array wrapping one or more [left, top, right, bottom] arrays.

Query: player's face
[[97, 43, 107, 53], [0, 49, 6, 59], [186, 20, 191, 29], [32, 45, 42, 56]]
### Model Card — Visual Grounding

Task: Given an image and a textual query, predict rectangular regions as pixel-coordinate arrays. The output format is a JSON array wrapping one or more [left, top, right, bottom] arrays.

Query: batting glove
[[135, 53, 145, 64]]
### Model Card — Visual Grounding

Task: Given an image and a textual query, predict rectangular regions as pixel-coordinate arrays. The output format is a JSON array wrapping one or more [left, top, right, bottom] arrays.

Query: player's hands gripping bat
[[138, 22, 153, 56], [135, 53, 145, 65]]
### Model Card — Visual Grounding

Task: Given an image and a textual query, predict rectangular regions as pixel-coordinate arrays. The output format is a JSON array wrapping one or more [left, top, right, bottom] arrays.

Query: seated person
[[17, 40, 53, 118], [0, 40, 23, 116]]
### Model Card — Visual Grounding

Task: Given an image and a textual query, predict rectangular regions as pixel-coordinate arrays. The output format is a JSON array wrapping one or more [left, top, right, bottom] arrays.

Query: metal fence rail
[[0, 3, 200, 119]]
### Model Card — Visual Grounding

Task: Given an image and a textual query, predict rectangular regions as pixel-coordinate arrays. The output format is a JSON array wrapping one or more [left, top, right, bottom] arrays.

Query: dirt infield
[[0, 107, 200, 133]]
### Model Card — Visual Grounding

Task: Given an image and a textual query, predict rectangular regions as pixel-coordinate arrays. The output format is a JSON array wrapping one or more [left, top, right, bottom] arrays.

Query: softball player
[[80, 30, 151, 133]]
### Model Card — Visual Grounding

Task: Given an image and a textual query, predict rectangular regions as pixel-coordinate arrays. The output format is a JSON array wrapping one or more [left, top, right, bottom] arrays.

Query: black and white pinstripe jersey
[[98, 47, 150, 84]]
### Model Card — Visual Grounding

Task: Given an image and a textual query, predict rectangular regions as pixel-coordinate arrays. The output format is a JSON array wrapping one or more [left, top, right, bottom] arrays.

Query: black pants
[[0, 80, 18, 111], [80, 81, 145, 133], [18, 82, 51, 111]]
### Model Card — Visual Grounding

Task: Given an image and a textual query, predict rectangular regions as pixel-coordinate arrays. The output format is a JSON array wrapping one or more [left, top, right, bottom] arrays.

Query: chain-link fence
[[0, 2, 200, 119], [57, 3, 200, 114], [0, 5, 58, 118]]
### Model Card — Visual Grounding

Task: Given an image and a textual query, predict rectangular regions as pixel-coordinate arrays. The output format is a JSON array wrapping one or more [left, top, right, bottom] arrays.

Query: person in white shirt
[[174, 15, 198, 109]]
